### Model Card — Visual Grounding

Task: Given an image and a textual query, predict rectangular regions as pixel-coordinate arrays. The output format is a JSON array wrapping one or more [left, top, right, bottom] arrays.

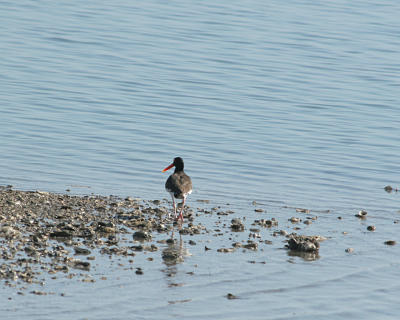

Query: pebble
[[253, 218, 278, 227], [135, 268, 143, 275], [243, 241, 258, 251], [74, 247, 91, 255], [286, 234, 323, 253], [232, 242, 242, 248], [296, 208, 310, 213], [384, 185, 393, 193], [30, 290, 47, 295], [230, 219, 245, 231], [133, 231, 152, 241], [355, 210, 368, 218], [226, 293, 238, 299]]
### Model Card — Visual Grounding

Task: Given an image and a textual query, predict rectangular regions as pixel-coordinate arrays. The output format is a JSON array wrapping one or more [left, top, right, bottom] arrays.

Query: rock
[[217, 248, 235, 253], [232, 242, 242, 248], [24, 246, 37, 256], [67, 258, 90, 271], [30, 290, 47, 295], [384, 185, 393, 193], [135, 268, 143, 275], [355, 210, 367, 218], [254, 218, 278, 227], [286, 234, 324, 252], [133, 231, 152, 241], [296, 208, 310, 213], [74, 247, 91, 255], [243, 242, 258, 250], [179, 224, 204, 235], [289, 217, 300, 223], [384, 240, 396, 246], [230, 218, 245, 231], [49, 230, 73, 239], [131, 245, 143, 252], [0, 226, 21, 239], [96, 221, 117, 233]]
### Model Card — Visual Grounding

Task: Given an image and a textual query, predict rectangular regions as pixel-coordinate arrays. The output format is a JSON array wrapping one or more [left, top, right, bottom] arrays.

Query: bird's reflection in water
[[161, 227, 191, 277]]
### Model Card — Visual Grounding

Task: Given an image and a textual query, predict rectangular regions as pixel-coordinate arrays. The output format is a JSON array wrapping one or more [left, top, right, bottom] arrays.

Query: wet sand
[[0, 186, 207, 291], [1, 184, 398, 307], [0, 185, 331, 295]]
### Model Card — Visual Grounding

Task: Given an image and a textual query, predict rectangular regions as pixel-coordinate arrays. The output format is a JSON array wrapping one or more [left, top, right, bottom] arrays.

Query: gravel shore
[[0, 186, 205, 291]]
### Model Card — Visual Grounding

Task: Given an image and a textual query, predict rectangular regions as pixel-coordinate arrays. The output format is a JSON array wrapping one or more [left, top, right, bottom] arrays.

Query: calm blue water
[[1, 1, 400, 319]]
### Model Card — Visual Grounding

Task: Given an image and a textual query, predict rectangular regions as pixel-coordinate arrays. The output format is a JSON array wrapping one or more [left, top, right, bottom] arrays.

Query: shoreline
[[0, 186, 205, 293], [1, 185, 381, 296]]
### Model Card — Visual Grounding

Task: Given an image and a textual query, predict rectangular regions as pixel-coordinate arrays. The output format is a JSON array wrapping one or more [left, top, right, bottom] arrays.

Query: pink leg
[[169, 193, 176, 218], [177, 197, 186, 221]]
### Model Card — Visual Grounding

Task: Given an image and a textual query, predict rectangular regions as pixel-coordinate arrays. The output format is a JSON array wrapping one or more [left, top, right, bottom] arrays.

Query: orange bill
[[162, 163, 174, 172]]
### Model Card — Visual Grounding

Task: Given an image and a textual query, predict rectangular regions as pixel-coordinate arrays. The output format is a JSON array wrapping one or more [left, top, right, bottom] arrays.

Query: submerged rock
[[243, 242, 258, 251], [253, 218, 278, 228], [230, 218, 245, 231], [355, 210, 368, 219], [217, 248, 235, 253], [74, 247, 91, 255], [133, 231, 152, 241], [226, 293, 238, 299], [384, 185, 394, 193], [286, 234, 325, 253], [67, 259, 90, 271]]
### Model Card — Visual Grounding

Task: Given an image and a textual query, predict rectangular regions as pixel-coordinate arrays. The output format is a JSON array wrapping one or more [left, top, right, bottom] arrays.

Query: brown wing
[[165, 172, 192, 198]]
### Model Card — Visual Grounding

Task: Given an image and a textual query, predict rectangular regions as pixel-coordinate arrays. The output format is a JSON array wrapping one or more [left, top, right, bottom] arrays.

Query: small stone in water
[[355, 210, 367, 218], [226, 293, 238, 300], [230, 218, 245, 231], [135, 268, 143, 275], [384, 185, 393, 193], [217, 248, 235, 253]]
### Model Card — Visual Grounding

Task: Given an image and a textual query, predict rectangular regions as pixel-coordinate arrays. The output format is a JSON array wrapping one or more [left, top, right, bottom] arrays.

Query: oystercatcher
[[162, 157, 192, 221]]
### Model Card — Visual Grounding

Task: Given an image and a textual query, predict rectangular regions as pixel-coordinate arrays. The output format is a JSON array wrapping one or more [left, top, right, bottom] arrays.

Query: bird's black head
[[173, 157, 184, 172]]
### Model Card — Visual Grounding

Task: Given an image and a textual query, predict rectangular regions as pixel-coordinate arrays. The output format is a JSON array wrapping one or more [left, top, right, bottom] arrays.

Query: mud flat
[[3, 185, 393, 297], [0, 186, 206, 292]]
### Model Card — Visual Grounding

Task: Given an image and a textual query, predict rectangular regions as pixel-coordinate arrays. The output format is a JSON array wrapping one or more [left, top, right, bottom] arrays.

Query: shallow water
[[1, 0, 400, 319]]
